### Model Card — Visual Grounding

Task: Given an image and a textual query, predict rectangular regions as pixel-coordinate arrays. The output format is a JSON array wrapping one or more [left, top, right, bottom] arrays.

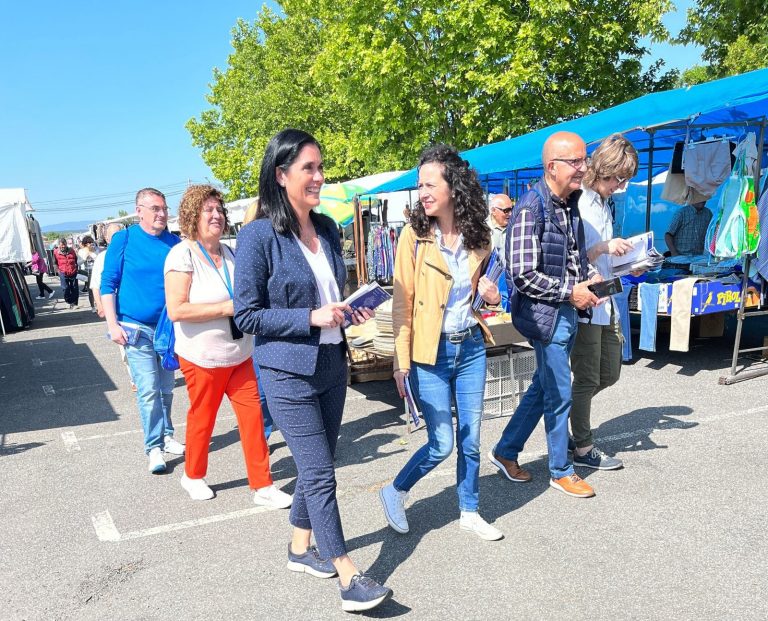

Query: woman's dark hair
[[410, 144, 490, 250], [258, 128, 322, 237]]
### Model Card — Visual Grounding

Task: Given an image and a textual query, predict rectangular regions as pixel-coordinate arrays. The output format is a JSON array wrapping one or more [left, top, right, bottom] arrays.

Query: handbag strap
[[197, 242, 234, 299]]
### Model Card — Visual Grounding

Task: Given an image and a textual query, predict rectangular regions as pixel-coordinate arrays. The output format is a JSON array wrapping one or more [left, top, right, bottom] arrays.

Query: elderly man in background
[[488, 193, 514, 263], [488, 131, 602, 499]]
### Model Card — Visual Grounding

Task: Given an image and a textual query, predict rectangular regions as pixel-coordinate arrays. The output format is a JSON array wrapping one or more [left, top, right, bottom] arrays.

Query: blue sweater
[[100, 225, 179, 326]]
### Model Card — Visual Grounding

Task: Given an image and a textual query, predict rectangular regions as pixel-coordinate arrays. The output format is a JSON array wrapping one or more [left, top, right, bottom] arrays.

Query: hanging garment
[[638, 283, 661, 352], [755, 187, 768, 283], [669, 277, 699, 352], [613, 280, 635, 362], [683, 140, 732, 198]]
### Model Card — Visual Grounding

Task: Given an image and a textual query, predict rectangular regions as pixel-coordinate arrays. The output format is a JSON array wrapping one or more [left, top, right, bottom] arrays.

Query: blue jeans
[[252, 359, 273, 441], [124, 326, 175, 453], [59, 274, 79, 305], [394, 326, 486, 512], [639, 283, 660, 352], [495, 303, 577, 480]]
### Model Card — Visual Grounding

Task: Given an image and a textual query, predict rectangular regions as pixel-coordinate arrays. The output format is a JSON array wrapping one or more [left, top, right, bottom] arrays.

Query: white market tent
[[0, 188, 33, 264]]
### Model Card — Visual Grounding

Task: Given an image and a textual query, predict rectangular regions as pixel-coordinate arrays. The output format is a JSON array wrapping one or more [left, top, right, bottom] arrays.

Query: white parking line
[[75, 414, 236, 443], [61, 431, 81, 452], [55, 382, 112, 393], [91, 505, 278, 542], [33, 355, 91, 366]]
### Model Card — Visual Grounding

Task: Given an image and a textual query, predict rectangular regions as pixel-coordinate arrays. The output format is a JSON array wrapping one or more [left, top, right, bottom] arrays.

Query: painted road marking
[[91, 505, 278, 542], [76, 415, 236, 443], [42, 385, 55, 396], [33, 355, 91, 366], [55, 382, 112, 393], [32, 358, 42, 367], [61, 431, 81, 452]]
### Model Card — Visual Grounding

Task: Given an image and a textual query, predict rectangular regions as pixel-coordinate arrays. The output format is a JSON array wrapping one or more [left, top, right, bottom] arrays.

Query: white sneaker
[[379, 483, 409, 533], [253, 485, 293, 509], [163, 435, 185, 455], [147, 447, 166, 474], [459, 511, 503, 541], [48, 291, 56, 299], [35, 295, 45, 300], [181, 473, 214, 500]]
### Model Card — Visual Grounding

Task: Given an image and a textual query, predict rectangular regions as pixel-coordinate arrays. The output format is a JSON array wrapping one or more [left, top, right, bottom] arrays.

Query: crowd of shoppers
[[47, 126, 638, 615]]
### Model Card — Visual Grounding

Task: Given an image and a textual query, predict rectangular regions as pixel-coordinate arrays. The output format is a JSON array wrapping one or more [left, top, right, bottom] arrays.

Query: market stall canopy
[[367, 68, 768, 195], [316, 171, 407, 226], [0, 188, 33, 263]]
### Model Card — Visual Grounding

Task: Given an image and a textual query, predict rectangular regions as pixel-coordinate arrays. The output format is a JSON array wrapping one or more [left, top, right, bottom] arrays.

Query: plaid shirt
[[507, 189, 595, 303], [666, 204, 713, 256]]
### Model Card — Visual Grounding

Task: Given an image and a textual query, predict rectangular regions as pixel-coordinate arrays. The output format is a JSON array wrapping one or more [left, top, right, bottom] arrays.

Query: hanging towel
[[669, 277, 699, 352], [638, 283, 661, 352]]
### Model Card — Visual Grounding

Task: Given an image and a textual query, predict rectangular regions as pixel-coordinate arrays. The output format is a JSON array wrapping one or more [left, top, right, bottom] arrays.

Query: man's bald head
[[542, 132, 586, 166], [541, 131, 588, 199]]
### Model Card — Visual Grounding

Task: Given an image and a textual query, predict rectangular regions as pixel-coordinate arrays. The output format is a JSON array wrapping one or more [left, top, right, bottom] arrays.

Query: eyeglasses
[[139, 204, 168, 213], [553, 157, 589, 169], [493, 206, 513, 215]]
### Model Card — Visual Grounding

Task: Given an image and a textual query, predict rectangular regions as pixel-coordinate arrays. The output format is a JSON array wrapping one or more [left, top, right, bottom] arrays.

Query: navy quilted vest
[[505, 180, 590, 343]]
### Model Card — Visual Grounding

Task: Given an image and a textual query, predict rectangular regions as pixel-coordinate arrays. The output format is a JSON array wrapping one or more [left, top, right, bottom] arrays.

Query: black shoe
[[286, 544, 337, 578], [568, 436, 576, 452], [338, 574, 392, 612]]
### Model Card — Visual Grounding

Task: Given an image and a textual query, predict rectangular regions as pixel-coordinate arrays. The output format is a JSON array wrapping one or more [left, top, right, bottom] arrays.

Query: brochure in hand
[[404, 376, 422, 427], [341, 282, 392, 328], [472, 248, 504, 311], [611, 232, 665, 276]]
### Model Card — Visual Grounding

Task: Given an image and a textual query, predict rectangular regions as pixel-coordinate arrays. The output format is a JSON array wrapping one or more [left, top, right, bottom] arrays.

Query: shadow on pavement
[[596, 404, 696, 453], [0, 334, 118, 454]]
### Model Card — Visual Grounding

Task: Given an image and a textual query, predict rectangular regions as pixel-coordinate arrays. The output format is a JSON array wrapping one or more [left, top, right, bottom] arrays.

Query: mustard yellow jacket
[[393, 224, 496, 371]]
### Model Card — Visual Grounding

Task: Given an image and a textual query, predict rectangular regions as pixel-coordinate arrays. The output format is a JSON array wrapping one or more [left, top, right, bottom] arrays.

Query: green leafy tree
[[190, 0, 676, 193], [117, 209, 128, 217], [678, 0, 768, 84]]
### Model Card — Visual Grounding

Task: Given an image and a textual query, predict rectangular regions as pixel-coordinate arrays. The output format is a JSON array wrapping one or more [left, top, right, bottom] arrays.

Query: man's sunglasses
[[493, 206, 513, 215]]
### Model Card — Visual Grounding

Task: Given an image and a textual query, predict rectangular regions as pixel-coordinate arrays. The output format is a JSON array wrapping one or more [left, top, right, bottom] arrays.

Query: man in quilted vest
[[53, 237, 79, 308], [488, 132, 602, 499]]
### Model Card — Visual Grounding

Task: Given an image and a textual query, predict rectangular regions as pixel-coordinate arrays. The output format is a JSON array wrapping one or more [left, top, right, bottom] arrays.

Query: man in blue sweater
[[100, 188, 182, 473]]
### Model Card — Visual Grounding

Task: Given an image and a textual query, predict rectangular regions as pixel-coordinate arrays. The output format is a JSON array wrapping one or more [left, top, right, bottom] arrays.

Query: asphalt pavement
[[1, 275, 767, 620]]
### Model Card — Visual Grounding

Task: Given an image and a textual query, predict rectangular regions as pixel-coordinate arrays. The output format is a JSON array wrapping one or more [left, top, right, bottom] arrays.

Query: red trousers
[[179, 356, 272, 490]]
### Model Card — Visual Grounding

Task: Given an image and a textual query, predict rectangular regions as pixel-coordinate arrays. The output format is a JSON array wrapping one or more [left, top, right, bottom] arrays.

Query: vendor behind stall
[[664, 200, 712, 256]]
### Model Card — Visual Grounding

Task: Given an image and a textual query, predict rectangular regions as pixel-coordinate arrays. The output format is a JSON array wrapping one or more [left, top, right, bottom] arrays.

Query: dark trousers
[[59, 275, 79, 305], [258, 343, 348, 560], [35, 274, 53, 296]]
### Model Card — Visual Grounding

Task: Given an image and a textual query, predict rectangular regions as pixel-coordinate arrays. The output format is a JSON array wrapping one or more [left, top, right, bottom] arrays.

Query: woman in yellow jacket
[[379, 144, 504, 541]]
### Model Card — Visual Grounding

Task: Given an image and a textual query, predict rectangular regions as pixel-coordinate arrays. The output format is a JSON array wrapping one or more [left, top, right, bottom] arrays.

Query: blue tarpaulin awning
[[367, 68, 768, 196]]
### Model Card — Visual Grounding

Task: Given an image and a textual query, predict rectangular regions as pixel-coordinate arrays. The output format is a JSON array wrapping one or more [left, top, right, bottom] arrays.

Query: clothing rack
[[0, 263, 35, 336]]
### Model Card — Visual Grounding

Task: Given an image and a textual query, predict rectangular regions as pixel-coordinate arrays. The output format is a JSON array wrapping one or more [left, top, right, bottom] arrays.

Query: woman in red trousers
[[164, 184, 292, 507]]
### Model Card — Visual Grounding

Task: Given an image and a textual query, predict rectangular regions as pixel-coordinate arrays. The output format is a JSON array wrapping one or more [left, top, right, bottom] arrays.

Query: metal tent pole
[[645, 130, 655, 232]]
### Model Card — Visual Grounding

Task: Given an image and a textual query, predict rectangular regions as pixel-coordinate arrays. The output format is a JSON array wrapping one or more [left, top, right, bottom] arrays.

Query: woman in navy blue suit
[[234, 129, 392, 613]]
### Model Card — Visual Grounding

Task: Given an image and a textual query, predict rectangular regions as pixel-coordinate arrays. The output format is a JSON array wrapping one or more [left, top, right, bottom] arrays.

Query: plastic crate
[[483, 346, 536, 420]]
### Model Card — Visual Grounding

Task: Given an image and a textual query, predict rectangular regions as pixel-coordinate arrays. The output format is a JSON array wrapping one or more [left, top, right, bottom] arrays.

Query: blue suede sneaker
[[573, 446, 623, 470], [338, 574, 392, 612], [286, 544, 337, 579]]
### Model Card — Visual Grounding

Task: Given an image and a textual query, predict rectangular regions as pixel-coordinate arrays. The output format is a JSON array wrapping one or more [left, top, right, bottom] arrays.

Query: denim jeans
[[124, 326, 175, 453], [613, 280, 635, 362], [59, 274, 79, 305], [494, 303, 577, 480], [394, 326, 486, 512], [252, 359, 273, 441]]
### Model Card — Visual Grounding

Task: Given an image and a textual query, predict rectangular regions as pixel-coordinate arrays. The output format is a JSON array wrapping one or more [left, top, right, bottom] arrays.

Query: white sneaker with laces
[[459, 511, 503, 541], [163, 435, 185, 455], [147, 447, 166, 474], [253, 485, 293, 509], [48, 291, 56, 299], [181, 473, 214, 500], [35, 295, 45, 300], [379, 483, 409, 533]]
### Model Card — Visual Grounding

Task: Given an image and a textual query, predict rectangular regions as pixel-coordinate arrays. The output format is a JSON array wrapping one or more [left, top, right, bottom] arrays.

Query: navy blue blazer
[[233, 211, 347, 376]]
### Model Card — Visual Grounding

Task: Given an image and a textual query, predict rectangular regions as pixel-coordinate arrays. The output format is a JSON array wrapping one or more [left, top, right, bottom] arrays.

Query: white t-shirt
[[163, 241, 253, 368], [578, 185, 614, 326], [294, 235, 343, 344], [89, 251, 107, 293]]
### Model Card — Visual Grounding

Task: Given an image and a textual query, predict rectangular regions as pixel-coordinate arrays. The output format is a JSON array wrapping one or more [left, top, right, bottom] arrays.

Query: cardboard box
[[486, 319, 527, 347]]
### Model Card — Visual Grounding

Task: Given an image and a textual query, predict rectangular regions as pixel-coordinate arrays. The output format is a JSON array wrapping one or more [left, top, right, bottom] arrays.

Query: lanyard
[[197, 242, 233, 299]]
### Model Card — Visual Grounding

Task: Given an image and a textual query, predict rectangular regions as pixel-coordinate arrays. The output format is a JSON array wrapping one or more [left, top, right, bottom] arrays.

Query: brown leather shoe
[[488, 451, 531, 482], [549, 474, 595, 498]]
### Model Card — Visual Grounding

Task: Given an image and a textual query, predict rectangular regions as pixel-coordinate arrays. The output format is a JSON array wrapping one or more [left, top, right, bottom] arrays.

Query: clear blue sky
[[0, 1, 701, 227]]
